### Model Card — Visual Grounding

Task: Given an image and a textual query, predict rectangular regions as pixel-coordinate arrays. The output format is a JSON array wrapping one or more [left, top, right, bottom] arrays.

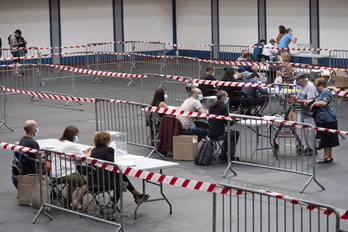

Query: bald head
[[23, 120, 38, 136]]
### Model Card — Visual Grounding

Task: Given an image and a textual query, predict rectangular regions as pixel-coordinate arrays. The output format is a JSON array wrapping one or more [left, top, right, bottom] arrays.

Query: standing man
[[252, 39, 266, 61], [198, 65, 216, 96], [262, 39, 278, 61], [177, 88, 208, 142], [18, 120, 45, 174], [9, 29, 26, 75], [291, 73, 318, 156], [208, 90, 240, 161], [278, 28, 297, 54]]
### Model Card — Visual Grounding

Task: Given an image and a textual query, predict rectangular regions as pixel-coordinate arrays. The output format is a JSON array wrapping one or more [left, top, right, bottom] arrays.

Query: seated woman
[[52, 125, 91, 209], [218, 68, 242, 109], [90, 131, 149, 204], [150, 88, 169, 114]]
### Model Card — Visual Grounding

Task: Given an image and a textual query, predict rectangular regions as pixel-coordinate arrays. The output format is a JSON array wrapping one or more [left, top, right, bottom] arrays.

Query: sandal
[[317, 157, 333, 163], [134, 194, 150, 204]]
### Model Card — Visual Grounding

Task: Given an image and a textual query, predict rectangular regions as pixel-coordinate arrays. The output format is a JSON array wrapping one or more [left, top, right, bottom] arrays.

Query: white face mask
[[164, 94, 168, 101], [211, 72, 215, 76], [34, 127, 39, 136], [197, 94, 203, 101], [74, 135, 79, 143], [224, 97, 229, 105]]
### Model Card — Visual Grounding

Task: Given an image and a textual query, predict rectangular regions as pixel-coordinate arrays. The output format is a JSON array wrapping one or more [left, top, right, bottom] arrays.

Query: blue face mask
[[295, 80, 301, 86], [15, 34, 19, 38], [74, 135, 79, 143], [316, 88, 322, 94], [224, 97, 229, 105], [164, 94, 168, 101]]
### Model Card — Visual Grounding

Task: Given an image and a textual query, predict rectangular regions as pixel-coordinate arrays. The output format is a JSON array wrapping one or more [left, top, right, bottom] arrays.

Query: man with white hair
[[291, 73, 318, 156]]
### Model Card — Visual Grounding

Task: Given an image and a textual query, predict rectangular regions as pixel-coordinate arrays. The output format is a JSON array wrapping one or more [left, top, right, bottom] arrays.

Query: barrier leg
[[223, 161, 237, 178], [300, 166, 325, 193], [32, 204, 53, 224]]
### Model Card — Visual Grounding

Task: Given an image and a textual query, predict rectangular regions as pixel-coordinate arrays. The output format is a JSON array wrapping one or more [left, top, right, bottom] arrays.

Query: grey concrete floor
[[1, 73, 348, 231]]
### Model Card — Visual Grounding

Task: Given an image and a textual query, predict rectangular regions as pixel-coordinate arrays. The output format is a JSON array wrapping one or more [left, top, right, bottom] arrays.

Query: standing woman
[[276, 25, 286, 43], [306, 78, 339, 163], [276, 52, 294, 84]]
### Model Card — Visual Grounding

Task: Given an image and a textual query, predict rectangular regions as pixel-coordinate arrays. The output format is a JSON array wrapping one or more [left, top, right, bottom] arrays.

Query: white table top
[[291, 53, 331, 58], [36, 138, 179, 171]]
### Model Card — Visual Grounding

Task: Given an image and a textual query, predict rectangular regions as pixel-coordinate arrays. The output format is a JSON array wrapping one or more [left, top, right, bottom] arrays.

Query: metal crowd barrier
[[210, 44, 250, 69], [159, 55, 202, 79], [224, 114, 323, 193], [36, 65, 78, 105], [328, 49, 348, 83], [0, 86, 13, 131], [127, 41, 166, 69], [33, 151, 124, 231], [0, 64, 39, 93], [141, 75, 193, 107], [213, 183, 340, 231], [95, 99, 151, 149], [0, 47, 41, 65]]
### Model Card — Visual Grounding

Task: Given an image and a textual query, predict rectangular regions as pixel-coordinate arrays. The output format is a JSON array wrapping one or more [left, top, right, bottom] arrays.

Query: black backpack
[[195, 141, 214, 166]]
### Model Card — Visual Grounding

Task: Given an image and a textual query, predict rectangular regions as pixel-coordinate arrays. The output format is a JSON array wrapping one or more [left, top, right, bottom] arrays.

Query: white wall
[[266, 0, 309, 51], [60, 0, 114, 52], [0, 0, 347, 54], [219, 0, 258, 46], [176, 0, 211, 51], [0, 0, 49, 50], [320, 0, 348, 51], [123, 0, 172, 43]]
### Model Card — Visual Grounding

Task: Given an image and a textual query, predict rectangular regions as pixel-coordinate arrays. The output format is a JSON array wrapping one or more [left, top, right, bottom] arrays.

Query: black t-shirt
[[199, 74, 216, 96], [18, 136, 40, 175]]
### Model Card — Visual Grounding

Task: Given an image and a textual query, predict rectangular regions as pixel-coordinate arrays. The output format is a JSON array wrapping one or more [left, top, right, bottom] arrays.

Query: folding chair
[[234, 91, 261, 116], [194, 120, 225, 156]]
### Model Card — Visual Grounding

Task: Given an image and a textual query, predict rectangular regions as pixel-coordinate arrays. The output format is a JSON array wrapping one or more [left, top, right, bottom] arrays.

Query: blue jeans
[[185, 125, 208, 142]]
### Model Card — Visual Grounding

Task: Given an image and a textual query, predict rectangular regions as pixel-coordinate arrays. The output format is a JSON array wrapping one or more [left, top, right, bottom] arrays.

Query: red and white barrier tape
[[1, 141, 347, 220], [246, 45, 333, 52], [144, 105, 348, 136]]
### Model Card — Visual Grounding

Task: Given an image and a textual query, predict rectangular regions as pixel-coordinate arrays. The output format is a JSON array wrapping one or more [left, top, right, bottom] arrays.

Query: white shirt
[[51, 140, 84, 178], [262, 43, 278, 59]]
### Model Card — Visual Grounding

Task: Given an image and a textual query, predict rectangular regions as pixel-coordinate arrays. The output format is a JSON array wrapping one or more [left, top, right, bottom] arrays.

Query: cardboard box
[[334, 76, 348, 88], [173, 135, 198, 160], [18, 174, 38, 205]]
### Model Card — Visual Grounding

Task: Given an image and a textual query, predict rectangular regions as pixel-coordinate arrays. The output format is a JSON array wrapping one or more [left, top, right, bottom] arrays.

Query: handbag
[[303, 99, 316, 117], [31, 175, 51, 213]]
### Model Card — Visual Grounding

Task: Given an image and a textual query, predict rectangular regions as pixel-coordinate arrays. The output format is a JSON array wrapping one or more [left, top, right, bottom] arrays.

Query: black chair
[[193, 120, 225, 156], [234, 91, 260, 116]]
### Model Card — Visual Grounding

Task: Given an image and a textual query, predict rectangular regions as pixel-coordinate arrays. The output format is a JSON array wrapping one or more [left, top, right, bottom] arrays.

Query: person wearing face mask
[[8, 29, 25, 75], [278, 28, 297, 54], [150, 88, 169, 117], [18, 120, 46, 175], [238, 52, 259, 73], [208, 90, 240, 161], [305, 78, 339, 163], [52, 125, 92, 209], [240, 72, 269, 116], [176, 88, 208, 141], [290, 73, 318, 156], [198, 65, 217, 96]]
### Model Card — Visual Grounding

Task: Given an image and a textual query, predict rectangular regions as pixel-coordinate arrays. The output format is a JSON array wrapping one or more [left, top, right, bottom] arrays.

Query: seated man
[[198, 65, 216, 96], [177, 88, 208, 142], [208, 90, 240, 161], [236, 50, 248, 61], [238, 52, 259, 73], [18, 120, 46, 174], [252, 39, 266, 61], [239, 72, 269, 116]]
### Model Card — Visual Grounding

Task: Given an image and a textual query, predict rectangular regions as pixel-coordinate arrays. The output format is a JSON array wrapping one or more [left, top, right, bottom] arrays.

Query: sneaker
[[231, 156, 240, 161]]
